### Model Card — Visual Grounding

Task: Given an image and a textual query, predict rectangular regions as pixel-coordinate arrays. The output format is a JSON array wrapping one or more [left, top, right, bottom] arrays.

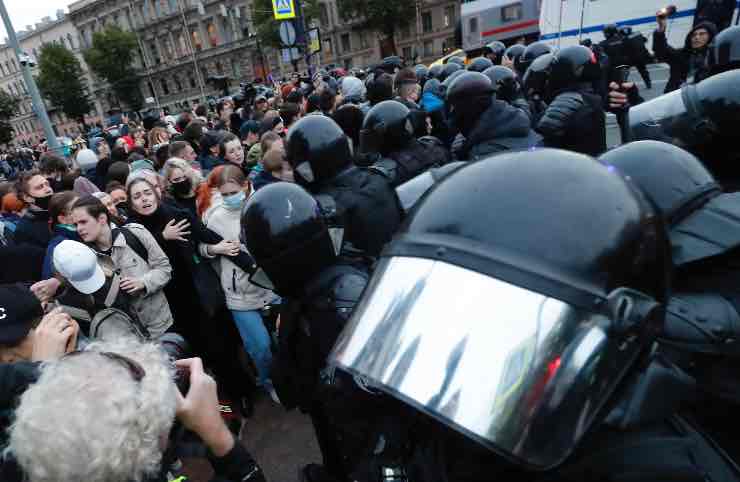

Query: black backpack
[[112, 227, 148, 263]]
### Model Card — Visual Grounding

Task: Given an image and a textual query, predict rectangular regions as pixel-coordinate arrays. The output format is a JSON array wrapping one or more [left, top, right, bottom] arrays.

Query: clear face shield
[[330, 257, 656, 469]]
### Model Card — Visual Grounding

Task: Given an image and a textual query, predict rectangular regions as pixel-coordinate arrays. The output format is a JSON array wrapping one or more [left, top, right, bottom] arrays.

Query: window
[[67, 33, 75, 49], [11, 59, 17, 71], [0, 63, 5, 76], [160, 0, 169, 15], [192, 29, 202, 51], [341, 33, 350, 52], [188, 74, 196, 88], [402, 46, 412, 60], [174, 76, 183, 91], [469, 17, 478, 34], [319, 3, 329, 27], [422, 12, 433, 33], [160, 78, 170, 95], [423, 40, 433, 57], [149, 42, 161, 64], [232, 58, 240, 78], [222, 17, 232, 43], [359, 31, 369, 49], [207, 22, 219, 47], [215, 61, 223, 75], [444, 6, 456, 28], [323, 37, 333, 54], [502, 3, 523, 21], [443, 37, 457, 54], [400, 22, 411, 39], [139, 5, 148, 24]]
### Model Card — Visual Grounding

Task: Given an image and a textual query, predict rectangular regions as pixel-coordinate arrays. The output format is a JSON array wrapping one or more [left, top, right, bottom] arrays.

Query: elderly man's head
[[8, 337, 178, 482]]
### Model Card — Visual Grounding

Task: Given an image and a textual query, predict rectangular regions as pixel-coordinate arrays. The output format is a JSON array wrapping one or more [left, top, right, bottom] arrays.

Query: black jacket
[[382, 137, 451, 187], [537, 87, 607, 156], [13, 209, 51, 250], [653, 21, 717, 93], [694, 0, 736, 31], [458, 99, 542, 161], [315, 166, 402, 258]]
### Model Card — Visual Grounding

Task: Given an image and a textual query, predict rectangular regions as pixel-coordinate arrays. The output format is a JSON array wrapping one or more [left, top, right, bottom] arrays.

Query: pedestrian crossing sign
[[272, 0, 296, 20]]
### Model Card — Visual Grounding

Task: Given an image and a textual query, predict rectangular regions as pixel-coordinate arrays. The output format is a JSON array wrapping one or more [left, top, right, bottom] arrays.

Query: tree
[[251, 0, 320, 49], [83, 25, 143, 111], [0, 89, 19, 145], [36, 43, 93, 122], [335, 0, 415, 56]]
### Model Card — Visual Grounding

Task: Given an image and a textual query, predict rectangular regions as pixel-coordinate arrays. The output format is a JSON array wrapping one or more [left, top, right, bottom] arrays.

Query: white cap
[[76, 148, 98, 170], [53, 240, 105, 294]]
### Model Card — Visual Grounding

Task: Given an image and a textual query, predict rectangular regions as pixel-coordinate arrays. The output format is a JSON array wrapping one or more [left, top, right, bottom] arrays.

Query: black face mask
[[171, 179, 192, 197], [32, 194, 52, 211]]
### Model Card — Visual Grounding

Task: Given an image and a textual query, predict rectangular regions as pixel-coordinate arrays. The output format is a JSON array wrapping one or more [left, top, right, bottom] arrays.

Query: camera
[[18, 52, 36, 68], [657, 5, 677, 19]]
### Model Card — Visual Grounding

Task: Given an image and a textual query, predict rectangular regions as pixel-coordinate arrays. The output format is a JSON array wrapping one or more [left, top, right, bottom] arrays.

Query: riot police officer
[[536, 45, 606, 156], [285, 115, 401, 257], [467, 57, 494, 73], [514, 41, 552, 79], [521, 53, 555, 125], [446, 72, 540, 160], [628, 69, 740, 191], [360, 100, 451, 187], [503, 44, 526, 74], [704, 25, 740, 79], [482, 40, 506, 65], [329, 149, 737, 482]]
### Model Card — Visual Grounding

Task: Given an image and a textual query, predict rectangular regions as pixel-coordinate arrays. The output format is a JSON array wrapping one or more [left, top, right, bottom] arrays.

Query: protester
[[162, 157, 203, 215], [196, 165, 226, 223], [13, 171, 54, 249], [42, 191, 80, 279], [654, 16, 717, 92]]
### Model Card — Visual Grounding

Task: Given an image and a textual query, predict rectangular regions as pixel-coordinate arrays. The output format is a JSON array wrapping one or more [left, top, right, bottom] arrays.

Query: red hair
[[196, 165, 226, 218], [1, 193, 24, 213]]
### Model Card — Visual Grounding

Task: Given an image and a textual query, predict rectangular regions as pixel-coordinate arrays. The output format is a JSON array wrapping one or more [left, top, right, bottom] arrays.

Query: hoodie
[[653, 21, 717, 93], [339, 76, 366, 105]]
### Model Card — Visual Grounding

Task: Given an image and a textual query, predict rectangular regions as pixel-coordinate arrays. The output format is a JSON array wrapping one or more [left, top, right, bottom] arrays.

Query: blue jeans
[[230, 310, 273, 386]]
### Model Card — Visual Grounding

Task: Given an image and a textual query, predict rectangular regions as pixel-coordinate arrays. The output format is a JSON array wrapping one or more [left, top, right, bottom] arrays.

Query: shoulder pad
[[368, 157, 399, 182], [314, 194, 338, 223]]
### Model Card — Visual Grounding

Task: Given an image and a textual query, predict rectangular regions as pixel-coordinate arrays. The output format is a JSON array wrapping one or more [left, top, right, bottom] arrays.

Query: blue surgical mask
[[222, 191, 246, 210]]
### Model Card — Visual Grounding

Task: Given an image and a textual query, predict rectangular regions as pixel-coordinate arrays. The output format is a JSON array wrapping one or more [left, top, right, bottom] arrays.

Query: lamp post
[[0, 0, 61, 152]]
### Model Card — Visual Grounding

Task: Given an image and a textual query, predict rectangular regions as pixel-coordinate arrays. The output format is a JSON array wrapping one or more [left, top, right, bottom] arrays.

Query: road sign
[[279, 21, 297, 46], [272, 0, 296, 20]]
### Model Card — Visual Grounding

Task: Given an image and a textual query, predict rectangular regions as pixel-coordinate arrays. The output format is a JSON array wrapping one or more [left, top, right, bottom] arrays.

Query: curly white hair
[[6, 337, 178, 482]]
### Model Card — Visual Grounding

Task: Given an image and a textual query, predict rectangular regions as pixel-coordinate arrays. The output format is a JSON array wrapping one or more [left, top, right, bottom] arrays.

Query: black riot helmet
[[548, 45, 601, 97], [422, 78, 445, 99], [438, 62, 463, 82], [241, 182, 337, 297], [446, 72, 495, 135], [516, 41, 553, 78], [603, 23, 619, 39], [483, 40, 507, 64], [523, 52, 554, 98], [441, 68, 466, 90], [381, 55, 404, 73], [428, 64, 444, 80], [467, 56, 494, 72], [285, 115, 352, 190], [360, 100, 414, 156], [331, 149, 670, 470], [600, 140, 740, 265], [628, 70, 740, 191], [482, 65, 521, 102], [706, 25, 740, 77], [414, 64, 430, 86], [504, 44, 526, 69], [447, 55, 466, 66]]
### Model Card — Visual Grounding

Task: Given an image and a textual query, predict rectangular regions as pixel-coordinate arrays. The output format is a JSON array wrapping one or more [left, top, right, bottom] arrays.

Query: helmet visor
[[330, 257, 643, 469], [628, 87, 699, 148]]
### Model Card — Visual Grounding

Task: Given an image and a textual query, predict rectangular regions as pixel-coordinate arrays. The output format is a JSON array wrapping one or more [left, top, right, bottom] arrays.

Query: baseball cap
[[53, 240, 106, 294], [0, 284, 44, 345]]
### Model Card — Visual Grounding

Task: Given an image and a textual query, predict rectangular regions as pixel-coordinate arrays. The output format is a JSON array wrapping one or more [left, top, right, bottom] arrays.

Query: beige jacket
[[96, 223, 174, 337]]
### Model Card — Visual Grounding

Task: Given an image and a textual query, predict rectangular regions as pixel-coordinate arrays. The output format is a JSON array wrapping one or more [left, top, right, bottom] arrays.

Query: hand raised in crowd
[[175, 357, 235, 457], [120, 276, 145, 294], [163, 218, 191, 241], [608, 82, 635, 110], [30, 278, 62, 304], [210, 240, 240, 257], [656, 15, 668, 33], [31, 308, 79, 361]]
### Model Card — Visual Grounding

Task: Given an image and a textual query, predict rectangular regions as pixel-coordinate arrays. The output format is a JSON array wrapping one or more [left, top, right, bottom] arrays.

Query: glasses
[[64, 350, 146, 382]]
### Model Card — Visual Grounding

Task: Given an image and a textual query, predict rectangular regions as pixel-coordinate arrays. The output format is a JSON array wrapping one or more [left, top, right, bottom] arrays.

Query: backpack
[[112, 227, 148, 263]]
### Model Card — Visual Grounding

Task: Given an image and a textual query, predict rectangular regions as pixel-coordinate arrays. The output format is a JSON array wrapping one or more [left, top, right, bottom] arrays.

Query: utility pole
[[0, 0, 61, 152], [176, 0, 207, 103]]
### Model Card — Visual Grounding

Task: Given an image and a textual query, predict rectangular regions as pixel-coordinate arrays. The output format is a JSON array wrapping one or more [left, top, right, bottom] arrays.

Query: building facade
[[1, 11, 103, 147]]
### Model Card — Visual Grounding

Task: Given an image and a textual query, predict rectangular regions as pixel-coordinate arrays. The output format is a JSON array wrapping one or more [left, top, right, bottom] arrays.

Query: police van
[[460, 0, 542, 53]]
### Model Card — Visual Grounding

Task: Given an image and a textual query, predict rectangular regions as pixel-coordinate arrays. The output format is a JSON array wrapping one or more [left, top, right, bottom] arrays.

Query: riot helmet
[[628, 70, 740, 190], [441, 68, 466, 90], [241, 182, 337, 297], [428, 64, 444, 80], [438, 62, 463, 82], [548, 45, 601, 97], [467, 56, 494, 73], [516, 41, 553, 78], [482, 65, 521, 103], [285, 115, 352, 190], [446, 72, 495, 135], [600, 140, 740, 265], [414, 64, 430, 87], [360, 100, 414, 156], [365, 72, 394, 105], [504, 44, 526, 69], [331, 149, 669, 470], [706, 25, 740, 77], [381, 55, 404, 73], [447, 56, 466, 66], [422, 78, 445, 99], [603, 23, 619, 39], [523, 53, 554, 99], [483, 41, 507, 64]]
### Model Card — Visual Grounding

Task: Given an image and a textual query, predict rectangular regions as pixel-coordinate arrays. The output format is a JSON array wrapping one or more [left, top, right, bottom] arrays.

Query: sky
[[1, 0, 75, 40]]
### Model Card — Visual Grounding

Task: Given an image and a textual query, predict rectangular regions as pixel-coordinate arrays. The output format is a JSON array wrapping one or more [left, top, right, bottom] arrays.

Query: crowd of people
[[1, 11, 740, 482]]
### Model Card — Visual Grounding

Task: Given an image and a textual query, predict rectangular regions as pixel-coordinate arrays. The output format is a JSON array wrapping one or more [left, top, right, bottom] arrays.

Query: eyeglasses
[[63, 350, 146, 382]]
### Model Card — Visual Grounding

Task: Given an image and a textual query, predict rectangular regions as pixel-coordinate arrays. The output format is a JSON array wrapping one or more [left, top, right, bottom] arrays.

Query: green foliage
[[335, 0, 415, 54], [36, 43, 93, 121], [0, 89, 19, 144], [83, 25, 143, 111], [251, 0, 320, 49]]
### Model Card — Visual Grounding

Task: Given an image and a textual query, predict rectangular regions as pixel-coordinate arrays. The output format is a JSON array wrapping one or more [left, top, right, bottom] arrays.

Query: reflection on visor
[[629, 87, 697, 148], [331, 257, 640, 469], [295, 162, 315, 183], [396, 171, 435, 214]]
